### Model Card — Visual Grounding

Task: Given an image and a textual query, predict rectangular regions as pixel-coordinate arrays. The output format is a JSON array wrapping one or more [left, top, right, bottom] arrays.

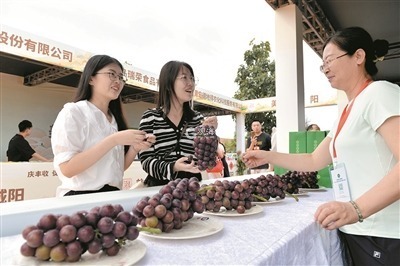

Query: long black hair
[[74, 55, 128, 132], [323, 27, 388, 77], [157, 60, 196, 121]]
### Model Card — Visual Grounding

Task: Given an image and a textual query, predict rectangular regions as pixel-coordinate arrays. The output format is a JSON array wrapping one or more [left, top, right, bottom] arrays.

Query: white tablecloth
[[0, 175, 343, 265]]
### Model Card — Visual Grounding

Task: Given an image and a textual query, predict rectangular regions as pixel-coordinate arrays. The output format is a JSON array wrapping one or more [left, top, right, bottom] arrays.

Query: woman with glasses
[[243, 27, 399, 265], [52, 54, 155, 196], [138, 60, 217, 187]]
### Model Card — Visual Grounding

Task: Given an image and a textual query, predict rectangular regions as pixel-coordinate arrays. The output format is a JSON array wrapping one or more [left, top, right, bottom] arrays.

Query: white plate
[[292, 190, 309, 196], [252, 197, 285, 205], [5, 235, 146, 266], [203, 204, 263, 217], [140, 215, 223, 240], [300, 186, 327, 192]]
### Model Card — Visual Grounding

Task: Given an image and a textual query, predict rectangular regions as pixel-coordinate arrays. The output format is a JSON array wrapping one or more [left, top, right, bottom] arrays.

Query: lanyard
[[332, 79, 372, 159]]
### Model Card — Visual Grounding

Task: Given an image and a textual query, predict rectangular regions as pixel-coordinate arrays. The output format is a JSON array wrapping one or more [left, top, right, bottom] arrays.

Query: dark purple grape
[[20, 242, 35, 257], [115, 211, 133, 225], [125, 226, 139, 241], [65, 253, 81, 262], [171, 208, 182, 221], [161, 210, 174, 224], [113, 204, 124, 216], [154, 204, 167, 219], [69, 212, 86, 229], [159, 185, 173, 195], [66, 240, 83, 258], [59, 224, 77, 243], [89, 206, 100, 214], [97, 217, 114, 234], [172, 188, 183, 199], [87, 238, 102, 254], [142, 205, 155, 218], [56, 215, 71, 230], [160, 195, 172, 209], [162, 222, 174, 233], [43, 229, 60, 247], [99, 204, 115, 218], [22, 225, 38, 240], [135, 198, 149, 212], [112, 221, 127, 238], [181, 199, 190, 211], [101, 234, 116, 249], [104, 242, 120, 256], [26, 229, 44, 248], [191, 199, 205, 213], [171, 198, 182, 208], [85, 212, 100, 228], [147, 196, 159, 207], [37, 214, 57, 231], [77, 225, 94, 243], [173, 219, 183, 230], [236, 205, 245, 214]]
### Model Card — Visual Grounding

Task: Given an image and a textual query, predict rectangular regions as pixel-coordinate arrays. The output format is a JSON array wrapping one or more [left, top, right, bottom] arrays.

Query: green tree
[[233, 39, 276, 134]]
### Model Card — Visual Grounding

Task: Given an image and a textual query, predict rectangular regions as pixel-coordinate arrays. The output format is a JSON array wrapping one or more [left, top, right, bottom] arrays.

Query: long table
[[0, 174, 343, 265]]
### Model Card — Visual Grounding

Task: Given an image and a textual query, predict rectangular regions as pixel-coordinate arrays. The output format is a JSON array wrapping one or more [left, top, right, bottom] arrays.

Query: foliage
[[233, 39, 276, 134], [235, 151, 247, 176], [223, 138, 236, 153]]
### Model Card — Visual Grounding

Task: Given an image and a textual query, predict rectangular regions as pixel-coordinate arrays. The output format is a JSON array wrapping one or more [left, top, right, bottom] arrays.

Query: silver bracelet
[[349, 200, 364, 223]]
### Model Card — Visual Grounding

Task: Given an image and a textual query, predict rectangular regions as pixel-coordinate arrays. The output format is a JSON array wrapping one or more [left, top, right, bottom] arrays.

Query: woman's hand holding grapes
[[203, 116, 218, 129], [173, 157, 200, 174]]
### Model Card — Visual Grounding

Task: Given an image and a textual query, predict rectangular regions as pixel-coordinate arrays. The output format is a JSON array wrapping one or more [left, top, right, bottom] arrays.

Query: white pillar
[[235, 113, 246, 153], [275, 5, 305, 153]]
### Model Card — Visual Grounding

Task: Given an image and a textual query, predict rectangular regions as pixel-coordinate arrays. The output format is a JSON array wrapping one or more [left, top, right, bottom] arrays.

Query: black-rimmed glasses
[[319, 53, 348, 72], [96, 72, 127, 83]]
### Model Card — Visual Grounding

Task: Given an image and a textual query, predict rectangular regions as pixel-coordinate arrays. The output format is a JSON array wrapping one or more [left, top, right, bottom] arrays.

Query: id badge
[[330, 162, 352, 202]]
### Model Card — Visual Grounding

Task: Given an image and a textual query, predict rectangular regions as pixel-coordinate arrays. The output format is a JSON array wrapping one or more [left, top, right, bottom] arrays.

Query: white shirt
[[52, 100, 124, 197], [328, 81, 400, 238]]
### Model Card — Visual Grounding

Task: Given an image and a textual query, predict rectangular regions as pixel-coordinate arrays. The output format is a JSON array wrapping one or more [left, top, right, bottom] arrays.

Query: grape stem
[[252, 194, 268, 202], [138, 226, 162, 234], [196, 185, 215, 194], [284, 191, 299, 202]]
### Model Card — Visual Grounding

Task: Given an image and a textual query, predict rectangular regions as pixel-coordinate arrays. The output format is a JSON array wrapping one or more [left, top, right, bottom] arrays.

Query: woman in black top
[[139, 61, 217, 186]]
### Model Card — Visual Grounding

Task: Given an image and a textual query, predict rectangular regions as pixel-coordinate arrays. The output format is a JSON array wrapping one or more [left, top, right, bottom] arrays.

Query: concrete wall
[[0, 73, 154, 162]]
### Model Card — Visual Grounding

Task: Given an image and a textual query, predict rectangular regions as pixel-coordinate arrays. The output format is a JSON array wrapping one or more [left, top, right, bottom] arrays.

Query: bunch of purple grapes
[[198, 179, 253, 214], [296, 171, 319, 188], [279, 171, 303, 194], [132, 177, 205, 233], [193, 125, 219, 171], [20, 204, 140, 262], [247, 174, 287, 201]]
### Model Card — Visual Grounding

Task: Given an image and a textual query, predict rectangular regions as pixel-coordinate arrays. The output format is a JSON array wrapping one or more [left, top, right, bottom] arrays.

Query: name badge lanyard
[[332, 79, 372, 163]]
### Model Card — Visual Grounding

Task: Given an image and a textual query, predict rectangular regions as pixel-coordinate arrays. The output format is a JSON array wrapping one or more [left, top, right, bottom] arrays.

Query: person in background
[[245, 119, 271, 173], [307, 123, 321, 131], [138, 60, 217, 187], [6, 120, 51, 162], [51, 55, 155, 197], [220, 139, 230, 177], [206, 138, 226, 179], [243, 27, 399, 265], [267, 126, 277, 172]]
